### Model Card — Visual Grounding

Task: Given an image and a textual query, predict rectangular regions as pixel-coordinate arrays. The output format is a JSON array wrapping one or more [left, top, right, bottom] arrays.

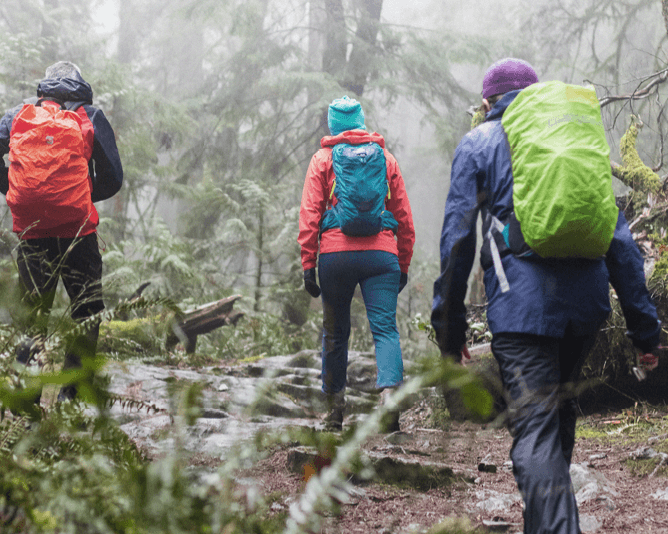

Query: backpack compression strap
[[326, 149, 392, 205]]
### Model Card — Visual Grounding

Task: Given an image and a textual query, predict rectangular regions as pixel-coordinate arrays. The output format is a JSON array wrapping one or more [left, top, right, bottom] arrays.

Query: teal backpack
[[501, 81, 619, 259], [320, 142, 398, 236]]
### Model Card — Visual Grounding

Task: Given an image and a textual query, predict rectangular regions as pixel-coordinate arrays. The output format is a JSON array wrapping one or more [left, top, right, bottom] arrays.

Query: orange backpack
[[7, 100, 96, 235]]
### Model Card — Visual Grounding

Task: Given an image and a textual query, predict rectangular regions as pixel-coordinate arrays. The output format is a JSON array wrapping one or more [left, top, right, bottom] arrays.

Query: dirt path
[[240, 400, 668, 533]]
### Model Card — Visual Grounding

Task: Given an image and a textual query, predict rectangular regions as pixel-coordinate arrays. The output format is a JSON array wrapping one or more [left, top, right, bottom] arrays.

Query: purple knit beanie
[[482, 58, 538, 99]]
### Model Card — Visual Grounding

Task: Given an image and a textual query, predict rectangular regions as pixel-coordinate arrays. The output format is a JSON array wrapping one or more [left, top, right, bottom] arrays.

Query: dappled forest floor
[[233, 397, 668, 534]]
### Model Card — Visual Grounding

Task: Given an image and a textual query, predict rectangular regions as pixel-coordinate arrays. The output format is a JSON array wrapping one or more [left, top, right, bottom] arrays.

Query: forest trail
[[102, 349, 668, 534]]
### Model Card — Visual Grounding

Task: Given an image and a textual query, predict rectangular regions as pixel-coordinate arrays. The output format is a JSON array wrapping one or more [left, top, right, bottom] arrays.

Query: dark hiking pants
[[318, 250, 403, 394], [16, 233, 104, 400], [491, 324, 599, 534]]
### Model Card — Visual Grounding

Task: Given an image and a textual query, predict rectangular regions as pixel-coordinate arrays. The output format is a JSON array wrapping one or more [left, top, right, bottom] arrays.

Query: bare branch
[[597, 69, 668, 108], [652, 95, 666, 173]]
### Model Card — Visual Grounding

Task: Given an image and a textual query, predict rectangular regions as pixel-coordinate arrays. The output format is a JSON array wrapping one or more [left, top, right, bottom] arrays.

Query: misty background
[[0, 0, 665, 355]]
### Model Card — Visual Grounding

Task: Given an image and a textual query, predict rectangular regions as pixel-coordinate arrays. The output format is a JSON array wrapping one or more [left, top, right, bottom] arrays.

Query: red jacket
[[298, 130, 415, 273]]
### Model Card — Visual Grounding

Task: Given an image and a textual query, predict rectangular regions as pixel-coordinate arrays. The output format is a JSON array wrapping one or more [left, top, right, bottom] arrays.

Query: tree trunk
[[308, 0, 326, 72], [322, 0, 347, 78], [253, 209, 265, 312], [343, 0, 383, 97], [41, 0, 59, 66], [317, 0, 383, 134]]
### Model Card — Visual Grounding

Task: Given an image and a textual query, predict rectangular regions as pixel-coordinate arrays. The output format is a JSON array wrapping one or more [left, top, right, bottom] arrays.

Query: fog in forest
[[0, 0, 665, 314]]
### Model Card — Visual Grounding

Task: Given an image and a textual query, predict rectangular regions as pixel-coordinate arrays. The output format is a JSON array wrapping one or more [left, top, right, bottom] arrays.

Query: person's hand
[[398, 272, 408, 293], [303, 268, 321, 298], [639, 353, 659, 371], [445, 344, 471, 365]]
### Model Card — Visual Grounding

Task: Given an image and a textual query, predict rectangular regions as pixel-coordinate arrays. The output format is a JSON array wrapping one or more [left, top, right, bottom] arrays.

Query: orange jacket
[[298, 130, 415, 273]]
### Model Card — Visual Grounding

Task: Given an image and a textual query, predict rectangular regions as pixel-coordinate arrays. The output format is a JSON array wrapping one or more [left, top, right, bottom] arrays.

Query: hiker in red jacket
[[298, 96, 415, 431], [0, 61, 123, 403]]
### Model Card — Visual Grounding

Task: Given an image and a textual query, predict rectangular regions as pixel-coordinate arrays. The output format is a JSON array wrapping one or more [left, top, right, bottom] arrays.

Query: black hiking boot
[[323, 391, 345, 431], [57, 385, 77, 403], [379, 388, 401, 433], [15, 336, 43, 407]]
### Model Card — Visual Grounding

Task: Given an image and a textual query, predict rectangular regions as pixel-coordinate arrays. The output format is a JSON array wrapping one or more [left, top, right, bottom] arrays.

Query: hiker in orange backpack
[[0, 61, 123, 404]]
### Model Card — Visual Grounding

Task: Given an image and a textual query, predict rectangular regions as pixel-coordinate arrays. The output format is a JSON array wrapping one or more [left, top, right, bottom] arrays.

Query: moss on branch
[[614, 116, 662, 195]]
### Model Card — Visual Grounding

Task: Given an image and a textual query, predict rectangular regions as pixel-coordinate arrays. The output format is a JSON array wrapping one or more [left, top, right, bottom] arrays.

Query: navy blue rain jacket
[[0, 73, 123, 203], [431, 90, 661, 355]]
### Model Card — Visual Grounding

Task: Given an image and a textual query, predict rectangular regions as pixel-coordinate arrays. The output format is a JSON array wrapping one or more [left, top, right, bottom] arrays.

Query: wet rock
[[474, 489, 521, 513], [651, 488, 668, 500], [286, 446, 335, 476], [384, 431, 413, 445], [579, 514, 602, 532], [365, 451, 459, 491], [570, 462, 618, 507], [287, 350, 321, 368]]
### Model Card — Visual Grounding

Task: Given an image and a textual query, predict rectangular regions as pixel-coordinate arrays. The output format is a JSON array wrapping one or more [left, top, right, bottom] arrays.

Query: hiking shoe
[[16, 337, 35, 365], [379, 388, 401, 433], [323, 391, 345, 431], [15, 337, 43, 407], [57, 385, 77, 403]]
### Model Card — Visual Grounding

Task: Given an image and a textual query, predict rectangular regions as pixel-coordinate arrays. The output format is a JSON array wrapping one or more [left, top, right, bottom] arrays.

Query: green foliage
[[649, 235, 668, 299], [470, 106, 486, 129], [214, 308, 321, 360], [583, 291, 638, 382], [102, 217, 206, 304], [411, 312, 438, 347], [0, 289, 497, 534], [99, 318, 165, 357]]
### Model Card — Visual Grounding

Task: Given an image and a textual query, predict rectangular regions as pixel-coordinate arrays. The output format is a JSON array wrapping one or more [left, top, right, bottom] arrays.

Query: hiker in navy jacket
[[431, 58, 661, 534], [0, 61, 123, 404]]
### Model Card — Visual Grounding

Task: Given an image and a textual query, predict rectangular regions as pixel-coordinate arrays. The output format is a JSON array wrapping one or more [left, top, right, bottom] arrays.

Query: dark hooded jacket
[[431, 90, 661, 355], [0, 72, 123, 237]]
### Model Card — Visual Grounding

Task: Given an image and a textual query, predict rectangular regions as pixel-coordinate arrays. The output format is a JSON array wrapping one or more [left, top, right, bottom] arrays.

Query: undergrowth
[[0, 290, 491, 533]]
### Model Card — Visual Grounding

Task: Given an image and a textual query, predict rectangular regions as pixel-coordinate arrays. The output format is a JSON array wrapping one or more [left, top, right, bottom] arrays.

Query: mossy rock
[[367, 454, 460, 491], [98, 317, 165, 356]]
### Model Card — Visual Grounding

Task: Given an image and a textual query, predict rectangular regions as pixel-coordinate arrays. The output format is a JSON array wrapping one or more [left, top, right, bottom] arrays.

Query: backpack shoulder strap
[[36, 97, 66, 110], [64, 101, 86, 112]]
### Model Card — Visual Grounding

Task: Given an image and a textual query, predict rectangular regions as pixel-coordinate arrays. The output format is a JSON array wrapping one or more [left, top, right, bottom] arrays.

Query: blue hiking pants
[[491, 323, 598, 534], [318, 250, 403, 394]]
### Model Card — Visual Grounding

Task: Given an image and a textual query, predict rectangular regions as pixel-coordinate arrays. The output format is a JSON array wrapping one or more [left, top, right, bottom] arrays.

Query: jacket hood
[[37, 77, 93, 105], [321, 129, 385, 149], [485, 89, 522, 122]]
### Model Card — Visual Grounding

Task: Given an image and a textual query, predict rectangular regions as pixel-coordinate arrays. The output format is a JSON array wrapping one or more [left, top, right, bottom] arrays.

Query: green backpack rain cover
[[501, 81, 618, 259]]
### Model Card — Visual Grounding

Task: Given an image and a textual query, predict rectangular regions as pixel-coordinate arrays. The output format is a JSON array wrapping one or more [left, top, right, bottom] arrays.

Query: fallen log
[[166, 295, 244, 353]]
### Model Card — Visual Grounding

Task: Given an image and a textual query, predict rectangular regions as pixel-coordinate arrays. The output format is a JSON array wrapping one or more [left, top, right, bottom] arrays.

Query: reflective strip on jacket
[[431, 90, 661, 355]]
